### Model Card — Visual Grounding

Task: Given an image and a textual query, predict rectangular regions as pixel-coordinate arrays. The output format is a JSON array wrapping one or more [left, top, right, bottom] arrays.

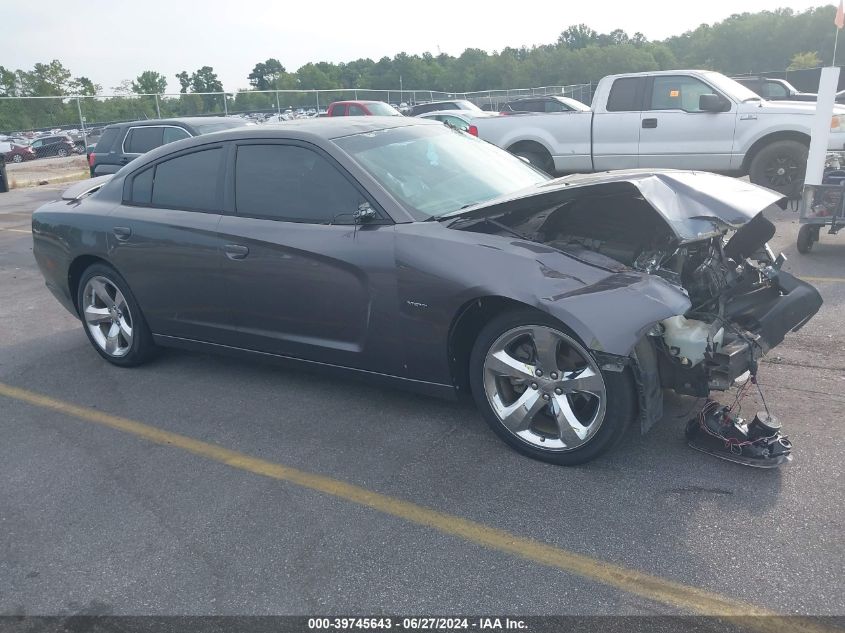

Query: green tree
[[190, 66, 223, 93], [558, 24, 598, 50], [175, 71, 190, 93], [132, 70, 168, 95], [16, 60, 73, 96], [72, 76, 100, 95], [788, 51, 822, 70], [248, 58, 286, 90]]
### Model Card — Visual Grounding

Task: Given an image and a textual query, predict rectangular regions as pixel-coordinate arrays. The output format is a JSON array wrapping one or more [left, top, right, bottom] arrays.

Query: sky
[[1, 0, 831, 93]]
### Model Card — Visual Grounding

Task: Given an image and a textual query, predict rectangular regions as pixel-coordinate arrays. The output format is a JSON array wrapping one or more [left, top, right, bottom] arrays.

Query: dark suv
[[88, 117, 246, 176], [500, 95, 590, 114], [732, 77, 817, 102], [30, 135, 77, 158]]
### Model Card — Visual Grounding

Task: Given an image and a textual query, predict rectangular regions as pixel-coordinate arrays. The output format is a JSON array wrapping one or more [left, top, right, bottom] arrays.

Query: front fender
[[395, 224, 691, 385]]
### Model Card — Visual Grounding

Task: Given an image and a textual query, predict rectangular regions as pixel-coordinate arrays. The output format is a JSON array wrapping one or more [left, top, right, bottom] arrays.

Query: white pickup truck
[[473, 70, 845, 196]]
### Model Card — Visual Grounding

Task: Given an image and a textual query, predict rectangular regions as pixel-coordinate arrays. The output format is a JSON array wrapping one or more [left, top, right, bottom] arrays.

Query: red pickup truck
[[326, 101, 403, 117]]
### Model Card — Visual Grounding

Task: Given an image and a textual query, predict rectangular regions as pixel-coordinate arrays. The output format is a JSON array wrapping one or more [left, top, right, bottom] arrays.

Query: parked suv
[[326, 101, 402, 116], [500, 95, 590, 114], [88, 117, 246, 176], [732, 76, 816, 102], [29, 135, 77, 158]]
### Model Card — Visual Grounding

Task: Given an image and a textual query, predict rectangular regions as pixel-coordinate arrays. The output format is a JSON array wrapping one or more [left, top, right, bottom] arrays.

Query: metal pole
[[223, 93, 228, 116], [76, 97, 87, 154], [276, 91, 281, 114], [315, 91, 320, 112], [154, 93, 161, 118]]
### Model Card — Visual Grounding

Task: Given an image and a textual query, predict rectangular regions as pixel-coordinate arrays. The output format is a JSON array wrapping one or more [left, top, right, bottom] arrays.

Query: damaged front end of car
[[444, 170, 823, 463]]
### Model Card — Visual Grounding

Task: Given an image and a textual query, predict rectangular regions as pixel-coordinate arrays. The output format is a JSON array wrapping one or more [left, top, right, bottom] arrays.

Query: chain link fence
[[0, 83, 593, 141]]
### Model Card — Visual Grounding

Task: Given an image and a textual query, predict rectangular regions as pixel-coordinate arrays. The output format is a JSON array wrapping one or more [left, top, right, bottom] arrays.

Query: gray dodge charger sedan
[[31, 117, 822, 465]]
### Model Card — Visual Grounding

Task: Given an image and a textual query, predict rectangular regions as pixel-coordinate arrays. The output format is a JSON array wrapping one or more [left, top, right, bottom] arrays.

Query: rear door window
[[348, 104, 367, 116], [761, 81, 789, 99], [606, 77, 645, 112], [150, 147, 223, 211], [124, 126, 165, 154]]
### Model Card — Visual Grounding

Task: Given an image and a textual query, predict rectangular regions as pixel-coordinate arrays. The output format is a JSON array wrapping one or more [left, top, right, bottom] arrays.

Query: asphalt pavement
[[0, 184, 843, 619]]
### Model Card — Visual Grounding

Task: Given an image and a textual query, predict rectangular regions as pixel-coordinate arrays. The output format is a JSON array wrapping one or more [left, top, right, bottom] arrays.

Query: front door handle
[[642, 118, 658, 128], [112, 226, 131, 241], [224, 244, 249, 260]]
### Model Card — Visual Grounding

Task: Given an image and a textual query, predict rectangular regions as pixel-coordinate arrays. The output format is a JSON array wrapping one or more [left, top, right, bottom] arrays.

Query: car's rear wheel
[[77, 264, 156, 367], [469, 310, 636, 465]]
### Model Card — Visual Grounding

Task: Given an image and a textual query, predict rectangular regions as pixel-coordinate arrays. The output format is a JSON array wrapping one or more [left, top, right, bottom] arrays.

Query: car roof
[[104, 117, 242, 130], [330, 100, 386, 106], [196, 116, 438, 142], [418, 110, 497, 119]]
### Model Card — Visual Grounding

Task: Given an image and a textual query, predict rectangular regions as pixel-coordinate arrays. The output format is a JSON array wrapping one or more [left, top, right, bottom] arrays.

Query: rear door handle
[[224, 244, 249, 260], [642, 118, 658, 129], [112, 226, 131, 241]]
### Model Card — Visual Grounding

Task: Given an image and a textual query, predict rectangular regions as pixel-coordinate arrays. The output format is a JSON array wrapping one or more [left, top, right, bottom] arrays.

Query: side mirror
[[699, 93, 729, 112], [353, 201, 377, 222]]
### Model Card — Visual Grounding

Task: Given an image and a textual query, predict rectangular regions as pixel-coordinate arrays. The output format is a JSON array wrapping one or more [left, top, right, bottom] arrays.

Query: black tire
[[796, 224, 817, 254], [12, 154, 22, 163], [76, 263, 156, 367], [511, 149, 554, 175], [469, 309, 637, 465], [56, 147, 68, 158], [748, 140, 808, 198]]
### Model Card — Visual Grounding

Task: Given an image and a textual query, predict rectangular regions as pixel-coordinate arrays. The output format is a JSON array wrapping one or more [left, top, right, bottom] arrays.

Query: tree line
[[1, 5, 841, 131]]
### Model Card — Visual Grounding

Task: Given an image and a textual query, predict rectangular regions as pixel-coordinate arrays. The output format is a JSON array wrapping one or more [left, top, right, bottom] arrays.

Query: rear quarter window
[[124, 127, 164, 154], [606, 78, 644, 112], [94, 128, 120, 153]]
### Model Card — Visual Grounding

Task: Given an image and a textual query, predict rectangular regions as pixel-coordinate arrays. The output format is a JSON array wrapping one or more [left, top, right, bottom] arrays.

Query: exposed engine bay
[[448, 182, 822, 467]]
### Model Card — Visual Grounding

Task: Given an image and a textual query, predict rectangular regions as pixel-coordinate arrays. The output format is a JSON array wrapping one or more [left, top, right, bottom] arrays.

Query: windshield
[[334, 125, 548, 219], [366, 102, 403, 116], [702, 72, 762, 102]]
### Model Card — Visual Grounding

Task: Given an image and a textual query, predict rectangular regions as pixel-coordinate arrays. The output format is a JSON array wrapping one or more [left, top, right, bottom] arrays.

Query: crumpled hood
[[444, 169, 785, 242]]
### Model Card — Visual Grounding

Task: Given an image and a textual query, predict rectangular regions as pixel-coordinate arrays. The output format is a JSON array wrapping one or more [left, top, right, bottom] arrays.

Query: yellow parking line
[[0, 381, 835, 632]]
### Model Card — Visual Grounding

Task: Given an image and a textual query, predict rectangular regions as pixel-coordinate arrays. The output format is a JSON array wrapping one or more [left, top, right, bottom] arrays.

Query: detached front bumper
[[710, 271, 822, 389]]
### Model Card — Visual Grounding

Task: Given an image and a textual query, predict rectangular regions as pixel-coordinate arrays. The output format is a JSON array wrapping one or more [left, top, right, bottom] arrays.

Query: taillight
[[88, 153, 96, 167], [467, 125, 478, 137]]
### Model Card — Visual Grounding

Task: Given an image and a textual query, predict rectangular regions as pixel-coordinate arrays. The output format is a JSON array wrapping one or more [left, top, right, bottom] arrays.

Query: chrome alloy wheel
[[82, 276, 134, 357], [482, 325, 607, 451]]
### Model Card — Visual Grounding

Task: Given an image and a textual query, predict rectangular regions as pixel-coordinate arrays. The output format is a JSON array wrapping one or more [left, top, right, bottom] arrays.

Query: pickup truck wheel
[[512, 150, 553, 175], [749, 140, 808, 198]]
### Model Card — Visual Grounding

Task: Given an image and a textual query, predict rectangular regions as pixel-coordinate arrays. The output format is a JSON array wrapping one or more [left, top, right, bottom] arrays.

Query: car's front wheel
[[469, 310, 636, 465], [77, 264, 156, 367], [57, 147, 68, 158], [12, 154, 23, 163]]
